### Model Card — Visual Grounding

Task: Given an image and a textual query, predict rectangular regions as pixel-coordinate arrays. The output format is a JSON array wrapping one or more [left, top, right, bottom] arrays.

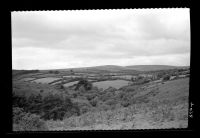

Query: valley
[[12, 65, 190, 130]]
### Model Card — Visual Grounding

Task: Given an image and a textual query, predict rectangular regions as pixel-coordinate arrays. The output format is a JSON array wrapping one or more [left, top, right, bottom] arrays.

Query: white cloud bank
[[12, 9, 190, 70]]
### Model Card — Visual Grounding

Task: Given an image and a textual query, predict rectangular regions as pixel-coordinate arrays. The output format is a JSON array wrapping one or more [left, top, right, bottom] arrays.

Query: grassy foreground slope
[[47, 78, 189, 130]]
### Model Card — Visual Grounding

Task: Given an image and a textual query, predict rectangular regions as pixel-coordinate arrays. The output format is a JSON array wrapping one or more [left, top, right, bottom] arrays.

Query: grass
[[46, 97, 188, 130], [93, 80, 130, 90]]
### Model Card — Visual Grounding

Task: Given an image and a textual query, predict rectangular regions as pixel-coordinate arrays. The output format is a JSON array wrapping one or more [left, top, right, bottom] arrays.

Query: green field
[[93, 80, 130, 90], [32, 77, 61, 84]]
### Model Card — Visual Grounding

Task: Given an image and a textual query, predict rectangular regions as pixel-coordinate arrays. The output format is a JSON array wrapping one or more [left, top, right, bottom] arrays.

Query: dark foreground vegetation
[[13, 92, 81, 130]]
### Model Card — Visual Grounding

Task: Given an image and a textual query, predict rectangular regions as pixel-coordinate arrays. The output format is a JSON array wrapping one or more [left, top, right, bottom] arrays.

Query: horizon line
[[12, 64, 190, 71]]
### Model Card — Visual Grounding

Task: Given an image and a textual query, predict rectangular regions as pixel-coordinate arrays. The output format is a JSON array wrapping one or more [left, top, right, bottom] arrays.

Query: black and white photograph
[[12, 9, 190, 131]]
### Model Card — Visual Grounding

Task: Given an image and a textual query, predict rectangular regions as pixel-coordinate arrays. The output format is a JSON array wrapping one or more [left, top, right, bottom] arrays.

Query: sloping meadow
[[47, 99, 188, 130]]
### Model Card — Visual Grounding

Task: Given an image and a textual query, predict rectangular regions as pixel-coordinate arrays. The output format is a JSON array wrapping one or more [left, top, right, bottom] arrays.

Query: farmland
[[12, 65, 190, 130], [93, 80, 130, 90]]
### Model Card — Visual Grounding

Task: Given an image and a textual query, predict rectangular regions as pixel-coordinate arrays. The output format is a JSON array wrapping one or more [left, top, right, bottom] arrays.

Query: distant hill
[[68, 65, 188, 72], [13, 65, 189, 73], [125, 65, 188, 71], [56, 65, 138, 73], [82, 65, 131, 72]]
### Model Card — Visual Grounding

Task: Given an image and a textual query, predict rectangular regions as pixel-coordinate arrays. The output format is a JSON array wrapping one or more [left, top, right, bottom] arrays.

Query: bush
[[99, 92, 114, 102], [41, 94, 80, 120], [163, 75, 170, 81], [104, 87, 117, 93], [99, 103, 110, 111], [121, 101, 130, 107], [123, 87, 135, 92], [60, 85, 64, 89], [54, 71, 59, 74], [135, 96, 149, 104], [13, 93, 29, 109], [90, 99, 97, 107], [150, 106, 175, 122], [105, 99, 117, 110], [86, 93, 96, 101], [73, 93, 78, 98], [75, 79, 93, 91], [13, 93, 80, 121], [13, 107, 48, 131], [13, 107, 26, 124], [80, 106, 91, 114], [105, 99, 117, 106]]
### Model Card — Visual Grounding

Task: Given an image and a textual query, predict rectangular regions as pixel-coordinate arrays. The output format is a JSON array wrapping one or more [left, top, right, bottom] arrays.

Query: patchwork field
[[19, 78, 36, 82], [31, 77, 62, 84], [93, 80, 130, 90], [63, 81, 79, 87]]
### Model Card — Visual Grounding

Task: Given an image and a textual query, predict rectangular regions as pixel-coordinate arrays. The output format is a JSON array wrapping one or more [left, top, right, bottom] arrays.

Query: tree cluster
[[75, 79, 93, 91]]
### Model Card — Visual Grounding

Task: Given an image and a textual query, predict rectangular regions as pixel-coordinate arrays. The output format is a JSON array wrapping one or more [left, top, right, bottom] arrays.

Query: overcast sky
[[12, 9, 190, 70]]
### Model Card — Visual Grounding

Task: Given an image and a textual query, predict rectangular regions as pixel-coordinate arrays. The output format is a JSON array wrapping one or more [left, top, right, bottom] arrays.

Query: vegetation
[[49, 70, 60, 74], [163, 75, 170, 81], [13, 70, 39, 78], [12, 67, 189, 130], [13, 107, 48, 131], [75, 79, 93, 91], [13, 93, 80, 121]]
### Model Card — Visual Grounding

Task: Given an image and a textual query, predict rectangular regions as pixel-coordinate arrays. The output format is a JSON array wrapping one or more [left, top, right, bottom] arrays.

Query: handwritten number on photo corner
[[189, 102, 193, 118]]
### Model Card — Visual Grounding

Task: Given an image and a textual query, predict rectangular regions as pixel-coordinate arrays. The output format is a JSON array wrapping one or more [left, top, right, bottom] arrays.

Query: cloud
[[12, 9, 190, 69]]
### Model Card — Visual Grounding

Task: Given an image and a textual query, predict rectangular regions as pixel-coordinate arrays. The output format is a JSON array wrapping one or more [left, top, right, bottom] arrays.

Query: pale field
[[93, 80, 130, 90], [32, 77, 62, 84], [63, 81, 79, 87]]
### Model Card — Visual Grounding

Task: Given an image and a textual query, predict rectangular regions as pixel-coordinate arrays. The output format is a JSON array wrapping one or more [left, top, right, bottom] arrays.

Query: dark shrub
[[73, 93, 78, 98], [13, 93, 29, 108], [86, 93, 96, 101], [105, 99, 117, 106], [121, 101, 130, 107], [49, 70, 53, 73], [13, 107, 48, 131], [122, 86, 135, 92], [13, 92, 80, 120], [75, 79, 93, 91], [135, 96, 149, 104], [104, 87, 117, 93], [41, 94, 79, 120], [54, 71, 59, 74], [60, 85, 64, 89], [99, 103, 110, 111], [90, 99, 97, 107], [80, 106, 90, 114], [13, 107, 26, 124], [163, 75, 170, 81]]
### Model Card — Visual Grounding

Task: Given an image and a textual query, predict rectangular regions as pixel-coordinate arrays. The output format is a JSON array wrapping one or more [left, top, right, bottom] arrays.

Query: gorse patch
[[13, 107, 48, 131], [13, 93, 80, 120]]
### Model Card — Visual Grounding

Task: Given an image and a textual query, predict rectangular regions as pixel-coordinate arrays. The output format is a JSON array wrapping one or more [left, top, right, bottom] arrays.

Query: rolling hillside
[[13, 65, 189, 75], [125, 65, 188, 71], [47, 65, 188, 72], [46, 78, 189, 130]]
